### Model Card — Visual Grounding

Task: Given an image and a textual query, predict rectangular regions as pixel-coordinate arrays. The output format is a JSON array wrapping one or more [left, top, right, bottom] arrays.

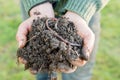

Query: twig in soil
[[26, 35, 37, 43], [38, 63, 44, 72], [46, 19, 80, 47], [74, 50, 80, 56], [37, 24, 43, 31]]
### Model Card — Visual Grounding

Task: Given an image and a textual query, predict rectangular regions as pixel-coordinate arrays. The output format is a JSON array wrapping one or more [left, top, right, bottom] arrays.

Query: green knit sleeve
[[64, 0, 109, 23], [21, 0, 48, 14]]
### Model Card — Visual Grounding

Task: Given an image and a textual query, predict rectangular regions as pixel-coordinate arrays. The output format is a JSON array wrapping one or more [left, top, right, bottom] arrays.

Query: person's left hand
[[57, 11, 95, 73]]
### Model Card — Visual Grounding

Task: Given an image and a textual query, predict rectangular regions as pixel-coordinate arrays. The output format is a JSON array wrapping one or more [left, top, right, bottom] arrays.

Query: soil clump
[[17, 17, 86, 73]]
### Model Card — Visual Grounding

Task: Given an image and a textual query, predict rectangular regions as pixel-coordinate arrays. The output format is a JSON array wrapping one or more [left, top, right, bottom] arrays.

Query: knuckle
[[16, 25, 23, 40], [16, 33, 20, 41], [16, 34, 22, 42], [79, 60, 87, 66], [85, 31, 94, 39]]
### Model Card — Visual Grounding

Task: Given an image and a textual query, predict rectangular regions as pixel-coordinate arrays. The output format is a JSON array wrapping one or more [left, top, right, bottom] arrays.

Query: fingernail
[[19, 41, 23, 48]]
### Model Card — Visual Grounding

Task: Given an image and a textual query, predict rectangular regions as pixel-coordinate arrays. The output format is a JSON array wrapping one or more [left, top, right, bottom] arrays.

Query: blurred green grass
[[92, 0, 120, 80], [0, 0, 120, 80]]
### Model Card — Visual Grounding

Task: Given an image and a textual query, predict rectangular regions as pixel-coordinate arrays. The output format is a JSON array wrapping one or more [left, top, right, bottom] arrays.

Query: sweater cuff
[[22, 0, 47, 14], [64, 0, 98, 23]]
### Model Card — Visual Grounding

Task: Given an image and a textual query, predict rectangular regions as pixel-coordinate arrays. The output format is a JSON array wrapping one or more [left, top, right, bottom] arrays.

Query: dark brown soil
[[17, 17, 87, 73]]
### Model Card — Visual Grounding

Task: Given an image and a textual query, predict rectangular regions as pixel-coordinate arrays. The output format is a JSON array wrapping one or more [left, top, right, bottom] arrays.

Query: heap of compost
[[17, 17, 87, 73]]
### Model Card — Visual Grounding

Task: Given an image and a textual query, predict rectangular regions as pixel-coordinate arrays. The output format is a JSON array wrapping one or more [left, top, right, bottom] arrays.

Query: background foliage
[[0, 0, 120, 80]]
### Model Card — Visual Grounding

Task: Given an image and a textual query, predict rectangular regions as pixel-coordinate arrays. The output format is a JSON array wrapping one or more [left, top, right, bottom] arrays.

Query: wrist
[[30, 2, 54, 17], [64, 11, 87, 25]]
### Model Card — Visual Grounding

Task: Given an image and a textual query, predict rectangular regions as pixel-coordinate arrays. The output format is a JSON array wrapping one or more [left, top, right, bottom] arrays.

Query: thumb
[[81, 28, 95, 60], [16, 20, 32, 48], [17, 34, 27, 48]]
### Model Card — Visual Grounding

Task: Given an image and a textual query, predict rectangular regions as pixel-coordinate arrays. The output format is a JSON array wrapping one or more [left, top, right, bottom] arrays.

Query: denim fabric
[[20, 1, 101, 79], [36, 72, 48, 80]]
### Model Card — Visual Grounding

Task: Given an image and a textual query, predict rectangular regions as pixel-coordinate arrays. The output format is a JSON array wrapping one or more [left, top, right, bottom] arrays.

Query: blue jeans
[[20, 1, 100, 80], [36, 13, 100, 80]]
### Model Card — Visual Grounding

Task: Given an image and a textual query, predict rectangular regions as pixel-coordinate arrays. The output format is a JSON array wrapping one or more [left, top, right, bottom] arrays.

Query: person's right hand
[[16, 2, 55, 74], [16, 2, 55, 48]]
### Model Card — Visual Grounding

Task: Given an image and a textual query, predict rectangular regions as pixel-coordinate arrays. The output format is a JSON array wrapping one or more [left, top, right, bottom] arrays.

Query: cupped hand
[[16, 2, 55, 74], [63, 11, 95, 67], [49, 11, 95, 73]]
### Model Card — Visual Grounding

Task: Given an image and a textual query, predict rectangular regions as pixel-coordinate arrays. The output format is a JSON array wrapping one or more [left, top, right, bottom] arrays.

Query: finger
[[70, 32, 94, 66], [82, 28, 95, 60], [57, 63, 77, 73], [16, 19, 32, 48], [72, 18, 95, 60], [70, 58, 87, 67], [80, 47, 89, 60], [66, 51, 87, 67], [76, 24, 95, 60], [59, 67, 77, 73], [18, 57, 27, 64], [16, 34, 27, 48], [59, 66, 77, 73], [29, 68, 38, 75]]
